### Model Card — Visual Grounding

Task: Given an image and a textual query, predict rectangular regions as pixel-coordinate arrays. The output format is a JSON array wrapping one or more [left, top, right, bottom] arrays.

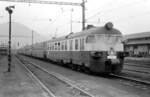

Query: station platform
[[125, 57, 150, 61], [0, 56, 48, 97], [125, 57, 150, 64]]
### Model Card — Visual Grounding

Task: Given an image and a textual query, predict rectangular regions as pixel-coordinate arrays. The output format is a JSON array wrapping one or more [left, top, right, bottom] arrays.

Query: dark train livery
[[19, 22, 125, 74]]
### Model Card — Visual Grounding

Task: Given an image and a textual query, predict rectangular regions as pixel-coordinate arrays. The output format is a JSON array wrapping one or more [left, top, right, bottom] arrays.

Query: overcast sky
[[0, 0, 150, 38]]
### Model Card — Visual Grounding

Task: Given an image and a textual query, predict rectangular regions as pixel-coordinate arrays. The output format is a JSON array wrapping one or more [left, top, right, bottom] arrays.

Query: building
[[0, 41, 8, 55], [124, 32, 150, 57]]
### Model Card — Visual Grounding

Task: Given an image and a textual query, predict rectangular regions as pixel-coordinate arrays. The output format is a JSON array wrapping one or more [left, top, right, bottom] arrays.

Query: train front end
[[87, 22, 124, 74]]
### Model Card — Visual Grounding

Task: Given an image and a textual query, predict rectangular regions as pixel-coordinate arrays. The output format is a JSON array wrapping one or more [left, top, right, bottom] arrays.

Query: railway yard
[[0, 54, 149, 97], [1, 0, 150, 97]]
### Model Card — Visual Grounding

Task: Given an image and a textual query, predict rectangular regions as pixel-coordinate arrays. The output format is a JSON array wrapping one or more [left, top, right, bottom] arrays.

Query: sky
[[0, 0, 150, 38]]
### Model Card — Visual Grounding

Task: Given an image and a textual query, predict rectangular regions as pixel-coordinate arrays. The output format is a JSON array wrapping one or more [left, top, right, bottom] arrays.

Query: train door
[[69, 39, 73, 63]]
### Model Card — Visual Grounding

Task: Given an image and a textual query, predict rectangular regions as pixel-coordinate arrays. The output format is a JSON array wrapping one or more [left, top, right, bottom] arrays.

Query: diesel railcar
[[19, 22, 125, 74], [0, 46, 8, 55]]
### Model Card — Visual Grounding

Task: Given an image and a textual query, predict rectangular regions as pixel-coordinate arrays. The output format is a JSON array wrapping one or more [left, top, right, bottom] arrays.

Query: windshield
[[85, 34, 123, 51], [96, 34, 122, 45], [86, 35, 95, 43], [86, 34, 122, 44]]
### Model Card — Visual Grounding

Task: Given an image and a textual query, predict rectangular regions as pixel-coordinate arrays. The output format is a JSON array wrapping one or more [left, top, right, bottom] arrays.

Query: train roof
[[124, 31, 150, 40], [70, 26, 122, 37], [48, 22, 122, 42]]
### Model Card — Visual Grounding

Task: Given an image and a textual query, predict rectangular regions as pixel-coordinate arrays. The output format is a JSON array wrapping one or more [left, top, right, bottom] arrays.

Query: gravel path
[[22, 55, 150, 97], [0, 56, 49, 97]]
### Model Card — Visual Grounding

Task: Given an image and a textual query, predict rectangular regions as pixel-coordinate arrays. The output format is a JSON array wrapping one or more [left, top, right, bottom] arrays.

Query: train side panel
[[20, 22, 124, 74]]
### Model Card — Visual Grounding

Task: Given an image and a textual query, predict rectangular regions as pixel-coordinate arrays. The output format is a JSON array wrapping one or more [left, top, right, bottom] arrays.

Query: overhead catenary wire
[[0, 0, 86, 30], [1, 0, 149, 37], [86, 0, 145, 20], [53, 0, 145, 29]]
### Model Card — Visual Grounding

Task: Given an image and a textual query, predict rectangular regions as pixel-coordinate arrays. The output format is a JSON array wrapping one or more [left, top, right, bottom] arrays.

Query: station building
[[0, 42, 8, 55], [124, 32, 150, 57]]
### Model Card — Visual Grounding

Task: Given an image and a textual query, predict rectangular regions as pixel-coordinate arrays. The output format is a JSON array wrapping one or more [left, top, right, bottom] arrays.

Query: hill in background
[[0, 22, 50, 49]]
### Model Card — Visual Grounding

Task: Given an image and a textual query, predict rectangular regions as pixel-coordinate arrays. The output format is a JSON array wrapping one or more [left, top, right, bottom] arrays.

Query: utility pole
[[70, 8, 73, 33], [1, 0, 86, 31], [5, 5, 15, 72], [32, 30, 34, 46], [81, 0, 86, 30], [31, 30, 34, 55]]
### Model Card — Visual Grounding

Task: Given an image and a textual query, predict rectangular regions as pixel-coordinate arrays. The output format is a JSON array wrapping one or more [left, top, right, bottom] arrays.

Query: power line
[[55, 0, 145, 29], [0, 0, 81, 6], [1, 0, 86, 30], [86, 0, 145, 20], [0, 35, 31, 38]]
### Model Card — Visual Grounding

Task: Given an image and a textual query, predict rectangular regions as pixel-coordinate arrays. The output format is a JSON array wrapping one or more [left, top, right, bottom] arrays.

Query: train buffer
[[0, 56, 49, 97]]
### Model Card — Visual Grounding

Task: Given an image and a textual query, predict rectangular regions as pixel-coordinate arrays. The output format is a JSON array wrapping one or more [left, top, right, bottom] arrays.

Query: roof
[[124, 32, 150, 40], [48, 24, 122, 42], [69, 26, 122, 38], [125, 40, 150, 45]]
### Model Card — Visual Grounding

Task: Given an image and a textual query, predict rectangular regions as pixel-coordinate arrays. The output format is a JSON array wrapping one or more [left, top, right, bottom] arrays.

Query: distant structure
[[0, 41, 8, 55], [124, 32, 150, 57], [86, 24, 95, 29]]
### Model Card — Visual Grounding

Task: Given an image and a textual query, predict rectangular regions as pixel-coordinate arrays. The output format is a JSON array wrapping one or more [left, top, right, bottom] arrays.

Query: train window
[[106, 35, 121, 44], [47, 44, 49, 50], [60, 42, 61, 51], [51, 44, 53, 51], [65, 41, 67, 50], [58, 42, 60, 50], [52, 43, 54, 51], [82, 38, 85, 50], [47, 43, 49, 50], [58, 42, 60, 45], [69, 40, 73, 50], [63, 42, 64, 50], [80, 38, 82, 50], [60, 42, 62, 50], [61, 42, 64, 51], [49, 43, 51, 51], [50, 46, 51, 51], [49, 44, 50, 50], [55, 42, 57, 50], [86, 35, 95, 43], [79, 38, 84, 50], [50, 44, 52, 50], [75, 39, 78, 50]]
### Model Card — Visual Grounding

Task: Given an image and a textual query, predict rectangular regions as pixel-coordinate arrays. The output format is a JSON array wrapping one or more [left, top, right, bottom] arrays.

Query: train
[[0, 46, 8, 55], [18, 22, 125, 74]]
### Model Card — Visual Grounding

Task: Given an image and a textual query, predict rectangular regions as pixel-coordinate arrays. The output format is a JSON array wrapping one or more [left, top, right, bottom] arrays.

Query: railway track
[[110, 73, 150, 86], [18, 55, 150, 87], [119, 62, 150, 85], [16, 56, 56, 97], [124, 63, 150, 74], [16, 55, 150, 97], [16, 55, 95, 97], [109, 62, 150, 86], [123, 68, 150, 74], [125, 63, 150, 68]]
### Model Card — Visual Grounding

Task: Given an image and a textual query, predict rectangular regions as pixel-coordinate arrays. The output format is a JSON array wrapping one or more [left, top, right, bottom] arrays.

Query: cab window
[[86, 35, 95, 43], [65, 41, 67, 50], [75, 39, 78, 50]]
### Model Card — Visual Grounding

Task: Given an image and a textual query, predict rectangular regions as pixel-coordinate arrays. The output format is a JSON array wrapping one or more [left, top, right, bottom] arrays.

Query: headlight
[[90, 51, 96, 56], [90, 51, 102, 58], [107, 55, 117, 59], [108, 47, 116, 55]]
